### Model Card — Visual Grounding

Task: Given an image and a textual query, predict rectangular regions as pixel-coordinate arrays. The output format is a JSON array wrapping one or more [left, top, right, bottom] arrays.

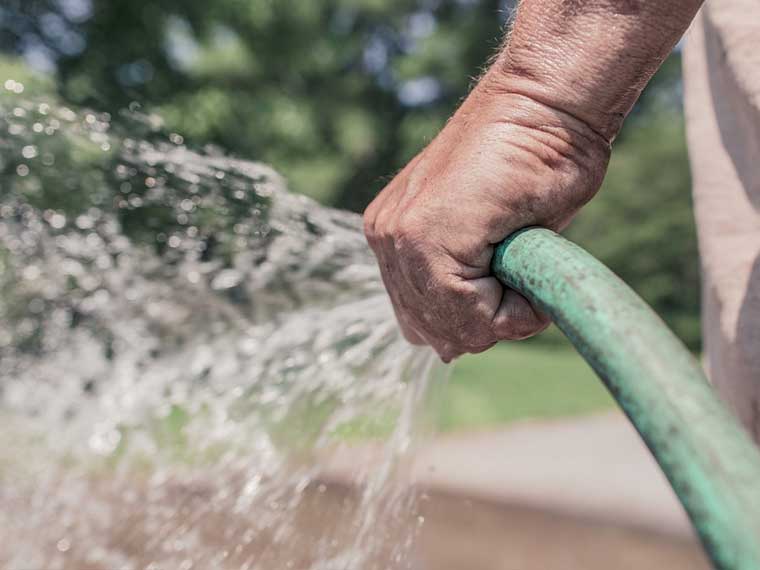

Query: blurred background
[[0, 2, 707, 568], [0, 0, 700, 432]]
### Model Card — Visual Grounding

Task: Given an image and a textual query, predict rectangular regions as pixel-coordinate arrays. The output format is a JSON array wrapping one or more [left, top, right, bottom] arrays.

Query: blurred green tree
[[567, 105, 701, 348], [0, 1, 700, 347], [2, 0, 511, 208]]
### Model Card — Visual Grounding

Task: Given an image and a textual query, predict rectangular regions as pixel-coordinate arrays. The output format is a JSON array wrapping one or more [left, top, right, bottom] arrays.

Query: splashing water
[[0, 85, 447, 569]]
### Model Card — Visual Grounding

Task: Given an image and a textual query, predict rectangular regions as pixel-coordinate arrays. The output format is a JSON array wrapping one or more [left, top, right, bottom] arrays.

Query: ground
[[444, 332, 614, 431]]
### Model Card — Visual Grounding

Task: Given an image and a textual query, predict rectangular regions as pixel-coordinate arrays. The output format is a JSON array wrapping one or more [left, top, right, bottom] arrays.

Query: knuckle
[[394, 210, 427, 243], [373, 210, 396, 242], [363, 204, 379, 240], [393, 223, 418, 253], [363, 214, 376, 241]]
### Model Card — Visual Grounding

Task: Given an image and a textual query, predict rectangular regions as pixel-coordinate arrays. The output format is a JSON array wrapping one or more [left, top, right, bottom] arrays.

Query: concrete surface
[[323, 411, 697, 539]]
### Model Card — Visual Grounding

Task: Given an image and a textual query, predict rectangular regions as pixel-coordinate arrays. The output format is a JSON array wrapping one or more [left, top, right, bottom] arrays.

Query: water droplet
[[0, 101, 432, 570], [211, 269, 243, 290], [88, 426, 122, 455], [59, 107, 77, 122], [49, 213, 67, 229], [56, 538, 71, 552], [28, 298, 45, 313], [16, 164, 30, 177], [21, 145, 38, 159], [75, 215, 94, 230]]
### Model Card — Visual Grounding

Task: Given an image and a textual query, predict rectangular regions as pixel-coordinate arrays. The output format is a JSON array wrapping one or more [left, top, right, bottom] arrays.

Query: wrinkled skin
[[364, 77, 610, 362]]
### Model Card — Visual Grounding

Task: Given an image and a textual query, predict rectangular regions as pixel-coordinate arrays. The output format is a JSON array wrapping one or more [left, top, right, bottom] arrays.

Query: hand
[[364, 77, 611, 362]]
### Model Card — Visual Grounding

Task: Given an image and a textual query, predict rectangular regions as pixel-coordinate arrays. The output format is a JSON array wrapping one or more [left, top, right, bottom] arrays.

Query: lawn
[[441, 335, 616, 432]]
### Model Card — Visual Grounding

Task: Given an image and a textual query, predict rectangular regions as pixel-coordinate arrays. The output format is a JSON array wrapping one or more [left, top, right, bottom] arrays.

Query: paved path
[[323, 411, 696, 539]]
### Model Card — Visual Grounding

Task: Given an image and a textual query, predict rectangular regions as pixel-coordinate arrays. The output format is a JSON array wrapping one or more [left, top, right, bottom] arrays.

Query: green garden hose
[[492, 227, 760, 570]]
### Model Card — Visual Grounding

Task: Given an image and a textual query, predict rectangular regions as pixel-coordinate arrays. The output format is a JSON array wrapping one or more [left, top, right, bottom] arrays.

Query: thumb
[[491, 288, 551, 340]]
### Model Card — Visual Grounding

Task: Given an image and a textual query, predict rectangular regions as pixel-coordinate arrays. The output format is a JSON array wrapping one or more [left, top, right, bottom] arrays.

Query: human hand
[[364, 77, 610, 362]]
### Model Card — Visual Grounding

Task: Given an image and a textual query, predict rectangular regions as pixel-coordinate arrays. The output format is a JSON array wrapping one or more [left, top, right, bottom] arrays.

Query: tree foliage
[[2, 0, 513, 208], [0, 1, 700, 346], [567, 102, 700, 348]]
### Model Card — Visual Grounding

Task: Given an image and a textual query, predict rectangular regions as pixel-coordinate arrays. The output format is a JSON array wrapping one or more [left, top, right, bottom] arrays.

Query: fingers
[[364, 181, 550, 362], [367, 230, 550, 358], [375, 253, 550, 358], [388, 273, 549, 362]]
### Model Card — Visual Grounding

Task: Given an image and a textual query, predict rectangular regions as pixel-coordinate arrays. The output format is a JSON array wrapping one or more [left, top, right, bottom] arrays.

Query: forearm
[[485, 0, 703, 141], [365, 1, 705, 359]]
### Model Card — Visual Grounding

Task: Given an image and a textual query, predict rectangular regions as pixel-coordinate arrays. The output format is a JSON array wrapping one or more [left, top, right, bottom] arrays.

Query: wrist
[[460, 72, 612, 171], [445, 77, 611, 230], [479, 1, 702, 143], [480, 58, 626, 144]]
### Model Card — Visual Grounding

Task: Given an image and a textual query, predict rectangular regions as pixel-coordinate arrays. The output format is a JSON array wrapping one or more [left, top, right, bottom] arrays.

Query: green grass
[[440, 336, 615, 432]]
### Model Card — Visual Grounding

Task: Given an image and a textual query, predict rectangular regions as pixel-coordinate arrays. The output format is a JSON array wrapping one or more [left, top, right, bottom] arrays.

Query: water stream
[[0, 85, 447, 569]]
